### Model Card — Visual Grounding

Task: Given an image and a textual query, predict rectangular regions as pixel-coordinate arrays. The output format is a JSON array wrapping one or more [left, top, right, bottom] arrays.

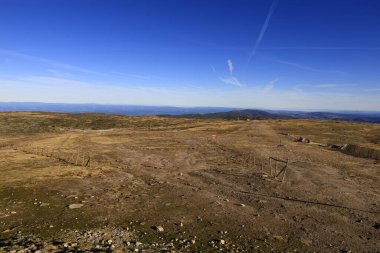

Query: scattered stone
[[373, 223, 380, 230], [68, 204, 84, 209], [273, 235, 284, 241], [152, 225, 164, 232]]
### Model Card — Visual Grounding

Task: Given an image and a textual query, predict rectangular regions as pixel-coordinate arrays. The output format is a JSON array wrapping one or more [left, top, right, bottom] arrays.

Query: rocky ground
[[0, 112, 379, 252]]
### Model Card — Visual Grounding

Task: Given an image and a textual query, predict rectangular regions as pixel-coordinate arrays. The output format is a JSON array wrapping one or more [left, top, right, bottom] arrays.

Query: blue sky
[[0, 0, 379, 110]]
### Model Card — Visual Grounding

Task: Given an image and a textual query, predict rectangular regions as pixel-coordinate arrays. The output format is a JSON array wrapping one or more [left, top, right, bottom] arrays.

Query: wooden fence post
[[274, 161, 278, 177], [81, 153, 85, 166], [75, 153, 79, 166], [269, 158, 272, 176], [281, 159, 289, 182], [249, 152, 252, 169]]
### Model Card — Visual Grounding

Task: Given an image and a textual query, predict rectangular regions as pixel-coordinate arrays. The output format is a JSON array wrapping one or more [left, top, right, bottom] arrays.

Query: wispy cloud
[[210, 64, 217, 74], [248, 0, 279, 62], [227, 59, 234, 75], [312, 84, 338, 88], [211, 60, 243, 87], [262, 78, 278, 92], [219, 76, 242, 87], [365, 88, 380, 92], [261, 46, 380, 51], [273, 58, 346, 75], [0, 48, 99, 75], [110, 71, 155, 80], [217, 59, 244, 87], [300, 83, 358, 89], [0, 48, 155, 80]]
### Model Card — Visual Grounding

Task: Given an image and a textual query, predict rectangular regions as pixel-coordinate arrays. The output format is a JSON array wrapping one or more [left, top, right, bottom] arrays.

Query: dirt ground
[[0, 112, 379, 252]]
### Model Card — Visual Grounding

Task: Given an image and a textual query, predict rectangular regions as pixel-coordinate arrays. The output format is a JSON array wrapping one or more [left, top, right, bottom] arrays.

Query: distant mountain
[[276, 111, 380, 123], [0, 102, 235, 116], [175, 109, 380, 123], [170, 109, 275, 120], [1, 102, 379, 123]]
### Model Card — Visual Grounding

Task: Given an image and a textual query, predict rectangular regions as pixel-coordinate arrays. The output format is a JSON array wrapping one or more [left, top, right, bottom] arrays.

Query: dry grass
[[273, 119, 380, 148], [0, 112, 379, 252]]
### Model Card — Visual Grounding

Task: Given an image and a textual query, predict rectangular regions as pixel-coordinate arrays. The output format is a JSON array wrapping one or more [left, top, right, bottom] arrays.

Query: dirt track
[[0, 113, 379, 252]]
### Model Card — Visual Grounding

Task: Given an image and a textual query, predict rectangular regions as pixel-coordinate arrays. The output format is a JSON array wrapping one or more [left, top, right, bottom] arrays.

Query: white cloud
[[212, 61, 242, 87], [262, 78, 278, 92], [273, 58, 346, 75], [312, 84, 338, 88], [227, 59, 234, 75], [219, 76, 242, 87]]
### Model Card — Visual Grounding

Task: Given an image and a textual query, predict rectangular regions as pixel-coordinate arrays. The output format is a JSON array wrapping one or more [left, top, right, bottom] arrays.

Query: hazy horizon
[[1, 101, 380, 114], [1, 0, 380, 110]]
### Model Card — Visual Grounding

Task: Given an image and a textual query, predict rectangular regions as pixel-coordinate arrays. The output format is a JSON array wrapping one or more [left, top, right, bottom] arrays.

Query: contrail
[[248, 0, 279, 62]]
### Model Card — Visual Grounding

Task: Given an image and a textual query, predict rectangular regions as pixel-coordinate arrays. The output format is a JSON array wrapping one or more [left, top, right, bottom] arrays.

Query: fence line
[[14, 145, 91, 168]]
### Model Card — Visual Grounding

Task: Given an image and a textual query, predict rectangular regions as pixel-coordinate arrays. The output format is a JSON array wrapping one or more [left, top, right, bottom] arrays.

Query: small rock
[[152, 225, 164, 232], [68, 203, 84, 209], [273, 235, 284, 241]]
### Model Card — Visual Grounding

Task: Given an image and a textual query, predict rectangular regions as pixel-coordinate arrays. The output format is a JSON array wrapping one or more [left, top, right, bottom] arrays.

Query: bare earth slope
[[0, 112, 379, 252]]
